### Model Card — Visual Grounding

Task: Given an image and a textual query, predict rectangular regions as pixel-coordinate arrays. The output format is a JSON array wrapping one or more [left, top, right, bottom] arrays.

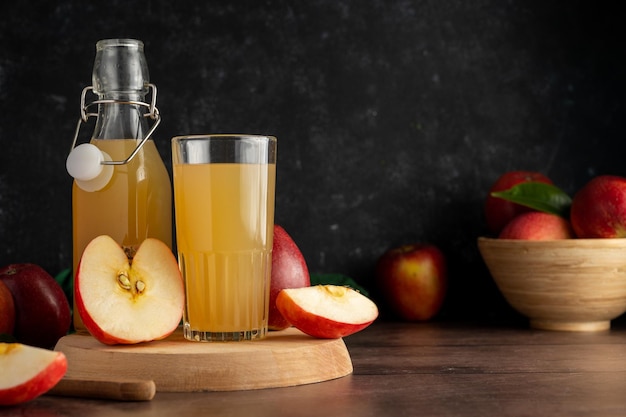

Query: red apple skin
[[276, 296, 373, 339], [0, 264, 71, 349], [275, 287, 377, 339], [375, 244, 447, 321], [74, 270, 128, 345], [499, 212, 574, 240], [0, 344, 68, 406], [74, 236, 184, 345], [570, 175, 626, 238], [76, 301, 139, 345], [485, 171, 553, 235], [269, 225, 311, 331], [0, 280, 15, 335], [75, 268, 177, 346]]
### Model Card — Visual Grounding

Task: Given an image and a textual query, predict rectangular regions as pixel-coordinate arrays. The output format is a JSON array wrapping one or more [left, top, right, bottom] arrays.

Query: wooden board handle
[[47, 377, 156, 401]]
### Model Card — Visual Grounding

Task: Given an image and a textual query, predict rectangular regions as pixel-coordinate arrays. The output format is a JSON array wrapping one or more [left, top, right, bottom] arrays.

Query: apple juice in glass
[[67, 39, 172, 332], [171, 135, 277, 341]]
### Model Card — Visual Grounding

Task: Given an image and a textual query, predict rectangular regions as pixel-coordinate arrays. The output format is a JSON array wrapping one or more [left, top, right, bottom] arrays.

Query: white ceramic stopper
[[66, 143, 114, 192]]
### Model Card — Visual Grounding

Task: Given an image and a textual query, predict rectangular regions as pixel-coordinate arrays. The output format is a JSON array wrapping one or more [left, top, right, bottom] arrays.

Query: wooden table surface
[[7, 320, 626, 417]]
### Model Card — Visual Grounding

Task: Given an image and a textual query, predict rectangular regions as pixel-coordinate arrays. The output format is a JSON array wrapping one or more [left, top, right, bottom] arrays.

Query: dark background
[[1, 1, 624, 322]]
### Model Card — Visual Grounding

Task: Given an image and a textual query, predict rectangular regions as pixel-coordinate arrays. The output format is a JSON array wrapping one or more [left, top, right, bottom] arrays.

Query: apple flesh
[[485, 171, 553, 235], [499, 211, 574, 240], [0, 280, 15, 335], [269, 225, 311, 331], [375, 244, 447, 321], [75, 235, 184, 345], [276, 285, 378, 338], [0, 343, 67, 405], [0, 264, 71, 349], [570, 175, 626, 238]]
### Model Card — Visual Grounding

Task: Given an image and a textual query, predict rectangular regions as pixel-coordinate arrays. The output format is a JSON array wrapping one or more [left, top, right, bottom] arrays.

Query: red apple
[[485, 171, 553, 235], [499, 211, 574, 240], [0, 280, 15, 335], [375, 244, 446, 321], [276, 285, 378, 338], [75, 235, 184, 345], [570, 175, 626, 238], [269, 225, 311, 331], [0, 343, 67, 405], [0, 264, 71, 349]]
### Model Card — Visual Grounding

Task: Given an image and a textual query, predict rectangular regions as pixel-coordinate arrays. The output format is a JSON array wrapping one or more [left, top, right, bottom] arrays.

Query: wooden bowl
[[477, 237, 626, 331]]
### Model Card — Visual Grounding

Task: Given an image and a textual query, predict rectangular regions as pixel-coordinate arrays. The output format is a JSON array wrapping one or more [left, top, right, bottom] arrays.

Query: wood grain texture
[[47, 377, 156, 401], [478, 237, 626, 331], [31, 321, 626, 416], [54, 327, 353, 392]]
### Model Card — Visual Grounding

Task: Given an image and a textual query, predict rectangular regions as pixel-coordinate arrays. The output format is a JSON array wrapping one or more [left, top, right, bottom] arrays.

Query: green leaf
[[0, 333, 18, 343], [55, 268, 74, 332], [491, 182, 572, 217], [55, 268, 73, 307]]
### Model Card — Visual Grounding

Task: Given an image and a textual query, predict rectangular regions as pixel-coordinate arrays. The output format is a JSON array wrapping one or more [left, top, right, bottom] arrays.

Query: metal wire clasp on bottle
[[68, 83, 161, 165]]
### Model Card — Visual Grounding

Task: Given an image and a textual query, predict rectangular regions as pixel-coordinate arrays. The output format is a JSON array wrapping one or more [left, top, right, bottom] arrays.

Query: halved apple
[[0, 343, 67, 405], [276, 285, 378, 338], [75, 235, 184, 345]]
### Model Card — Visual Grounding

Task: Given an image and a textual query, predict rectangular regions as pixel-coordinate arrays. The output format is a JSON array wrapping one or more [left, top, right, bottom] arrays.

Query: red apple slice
[[276, 285, 378, 339], [0, 343, 67, 405], [75, 235, 184, 345]]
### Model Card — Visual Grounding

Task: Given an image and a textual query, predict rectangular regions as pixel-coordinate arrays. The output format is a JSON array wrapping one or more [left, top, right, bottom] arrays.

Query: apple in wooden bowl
[[478, 237, 626, 331]]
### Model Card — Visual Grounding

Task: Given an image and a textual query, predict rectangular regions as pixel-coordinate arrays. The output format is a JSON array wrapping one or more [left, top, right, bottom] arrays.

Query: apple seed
[[135, 280, 146, 294], [117, 272, 132, 291]]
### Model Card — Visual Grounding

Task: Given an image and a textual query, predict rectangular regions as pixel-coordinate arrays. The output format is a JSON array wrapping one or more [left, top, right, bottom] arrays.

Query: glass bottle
[[67, 39, 172, 332]]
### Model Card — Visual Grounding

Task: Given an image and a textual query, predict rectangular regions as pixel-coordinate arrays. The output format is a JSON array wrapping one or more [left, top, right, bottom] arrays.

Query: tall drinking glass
[[171, 135, 277, 341]]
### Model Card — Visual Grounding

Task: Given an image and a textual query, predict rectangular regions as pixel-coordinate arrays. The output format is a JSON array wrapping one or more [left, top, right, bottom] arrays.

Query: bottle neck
[[92, 95, 149, 140]]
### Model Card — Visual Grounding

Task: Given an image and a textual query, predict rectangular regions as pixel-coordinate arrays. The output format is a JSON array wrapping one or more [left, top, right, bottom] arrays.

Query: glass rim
[[171, 134, 277, 143], [96, 38, 144, 50]]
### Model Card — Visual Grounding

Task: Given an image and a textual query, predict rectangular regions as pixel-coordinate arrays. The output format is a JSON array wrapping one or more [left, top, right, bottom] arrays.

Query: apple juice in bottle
[[68, 39, 172, 332]]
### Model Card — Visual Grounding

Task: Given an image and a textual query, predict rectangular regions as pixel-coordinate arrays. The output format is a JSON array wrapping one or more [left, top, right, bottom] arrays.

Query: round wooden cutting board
[[54, 327, 353, 392]]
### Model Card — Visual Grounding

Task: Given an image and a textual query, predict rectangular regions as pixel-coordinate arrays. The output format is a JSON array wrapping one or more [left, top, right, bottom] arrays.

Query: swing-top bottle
[[67, 39, 172, 332]]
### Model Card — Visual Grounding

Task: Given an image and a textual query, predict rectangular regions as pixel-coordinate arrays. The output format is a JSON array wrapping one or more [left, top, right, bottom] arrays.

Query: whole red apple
[[499, 212, 574, 240], [570, 175, 626, 238], [269, 225, 311, 331], [375, 244, 447, 321], [485, 171, 553, 235], [0, 280, 16, 335], [0, 264, 71, 349]]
